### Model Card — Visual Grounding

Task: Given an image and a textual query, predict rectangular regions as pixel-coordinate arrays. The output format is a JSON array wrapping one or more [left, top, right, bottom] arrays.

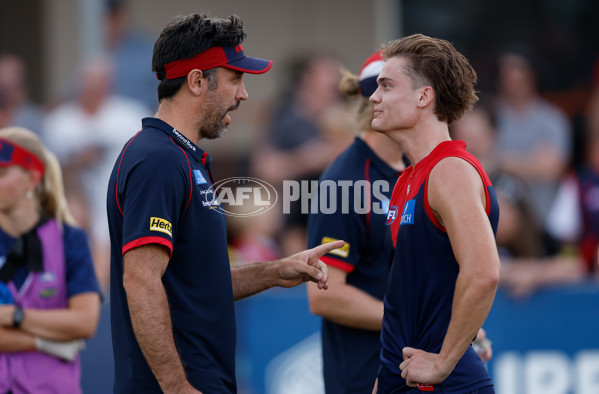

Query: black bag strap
[[0, 216, 48, 284]]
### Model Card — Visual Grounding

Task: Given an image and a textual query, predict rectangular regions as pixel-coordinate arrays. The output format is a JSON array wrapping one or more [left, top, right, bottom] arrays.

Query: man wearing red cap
[[106, 13, 343, 393]]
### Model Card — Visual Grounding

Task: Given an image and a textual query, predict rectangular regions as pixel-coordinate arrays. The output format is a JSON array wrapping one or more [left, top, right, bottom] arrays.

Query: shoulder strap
[[0, 216, 49, 283]]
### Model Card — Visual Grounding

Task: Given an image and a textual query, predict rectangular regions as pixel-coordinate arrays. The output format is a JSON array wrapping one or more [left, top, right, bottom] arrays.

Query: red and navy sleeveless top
[[379, 140, 499, 393]]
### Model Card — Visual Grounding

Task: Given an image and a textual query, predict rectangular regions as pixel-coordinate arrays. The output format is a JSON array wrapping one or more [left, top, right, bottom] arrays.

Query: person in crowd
[[0, 55, 45, 134], [370, 34, 500, 393], [0, 127, 101, 393], [493, 50, 572, 233], [545, 78, 599, 276], [43, 55, 150, 289], [106, 13, 343, 393], [104, 0, 158, 111], [451, 103, 586, 299], [252, 50, 348, 256]]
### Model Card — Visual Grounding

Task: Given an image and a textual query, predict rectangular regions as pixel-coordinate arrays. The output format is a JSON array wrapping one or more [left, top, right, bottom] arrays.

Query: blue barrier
[[484, 280, 599, 394], [80, 281, 599, 394]]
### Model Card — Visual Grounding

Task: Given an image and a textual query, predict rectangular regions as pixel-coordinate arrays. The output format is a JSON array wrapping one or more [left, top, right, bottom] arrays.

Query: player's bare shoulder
[[427, 156, 486, 217]]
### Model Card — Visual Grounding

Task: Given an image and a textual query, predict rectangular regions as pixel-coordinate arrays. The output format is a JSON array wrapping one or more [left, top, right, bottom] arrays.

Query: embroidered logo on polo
[[171, 128, 197, 152], [149, 217, 173, 237], [38, 272, 58, 299], [400, 199, 416, 225], [193, 169, 207, 185], [40, 272, 56, 283], [321, 236, 350, 258], [386, 205, 399, 225]]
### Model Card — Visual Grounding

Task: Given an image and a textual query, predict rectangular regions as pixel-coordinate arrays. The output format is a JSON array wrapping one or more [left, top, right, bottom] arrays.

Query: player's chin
[[371, 118, 385, 131]]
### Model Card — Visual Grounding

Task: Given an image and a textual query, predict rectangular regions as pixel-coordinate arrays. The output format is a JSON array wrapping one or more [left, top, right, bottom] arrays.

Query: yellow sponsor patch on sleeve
[[321, 236, 350, 258], [149, 217, 173, 237]]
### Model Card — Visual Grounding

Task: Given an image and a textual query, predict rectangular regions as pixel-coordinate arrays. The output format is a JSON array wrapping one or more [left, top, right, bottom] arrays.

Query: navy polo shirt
[[107, 118, 236, 393], [306, 137, 400, 394]]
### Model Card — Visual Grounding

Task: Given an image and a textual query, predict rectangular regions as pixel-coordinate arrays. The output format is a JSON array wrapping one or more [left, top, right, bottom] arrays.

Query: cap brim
[[224, 56, 273, 74]]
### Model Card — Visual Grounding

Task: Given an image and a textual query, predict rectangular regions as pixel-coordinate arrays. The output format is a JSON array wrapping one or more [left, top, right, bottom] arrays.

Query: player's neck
[[393, 120, 450, 166]]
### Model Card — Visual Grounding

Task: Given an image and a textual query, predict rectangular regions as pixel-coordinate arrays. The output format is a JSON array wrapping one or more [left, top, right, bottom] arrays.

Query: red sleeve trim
[[423, 155, 493, 232], [122, 236, 173, 258], [320, 256, 355, 273]]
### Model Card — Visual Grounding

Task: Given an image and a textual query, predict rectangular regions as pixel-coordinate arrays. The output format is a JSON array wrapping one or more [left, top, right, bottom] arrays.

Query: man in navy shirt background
[[106, 13, 343, 393]]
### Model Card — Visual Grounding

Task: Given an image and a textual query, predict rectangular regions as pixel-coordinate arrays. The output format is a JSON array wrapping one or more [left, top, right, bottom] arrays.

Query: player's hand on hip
[[275, 240, 344, 289], [399, 347, 450, 388]]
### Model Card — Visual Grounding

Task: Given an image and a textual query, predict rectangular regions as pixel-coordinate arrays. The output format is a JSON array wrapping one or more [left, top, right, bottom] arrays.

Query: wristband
[[12, 306, 24, 328]]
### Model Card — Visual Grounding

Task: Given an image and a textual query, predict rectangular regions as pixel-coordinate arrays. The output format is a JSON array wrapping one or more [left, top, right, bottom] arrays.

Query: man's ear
[[187, 69, 205, 97], [417, 86, 435, 108]]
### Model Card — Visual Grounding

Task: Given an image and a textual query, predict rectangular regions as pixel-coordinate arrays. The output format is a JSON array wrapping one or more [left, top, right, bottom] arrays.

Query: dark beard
[[198, 99, 240, 140], [200, 121, 227, 140]]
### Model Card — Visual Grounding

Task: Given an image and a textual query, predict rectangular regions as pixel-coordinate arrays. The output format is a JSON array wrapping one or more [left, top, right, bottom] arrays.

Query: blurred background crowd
[[1, 0, 599, 391]]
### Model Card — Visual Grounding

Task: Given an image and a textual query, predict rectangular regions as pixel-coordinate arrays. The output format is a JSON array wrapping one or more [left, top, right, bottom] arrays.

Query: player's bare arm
[[123, 244, 201, 394], [307, 266, 384, 331], [400, 157, 500, 387], [231, 240, 344, 301]]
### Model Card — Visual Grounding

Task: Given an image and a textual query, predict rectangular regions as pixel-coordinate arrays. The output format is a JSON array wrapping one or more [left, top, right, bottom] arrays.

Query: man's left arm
[[400, 157, 500, 387], [231, 240, 344, 300]]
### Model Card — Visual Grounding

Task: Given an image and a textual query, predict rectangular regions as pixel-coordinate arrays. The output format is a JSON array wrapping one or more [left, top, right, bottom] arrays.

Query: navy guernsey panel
[[379, 140, 499, 394], [107, 118, 236, 393], [307, 137, 401, 393]]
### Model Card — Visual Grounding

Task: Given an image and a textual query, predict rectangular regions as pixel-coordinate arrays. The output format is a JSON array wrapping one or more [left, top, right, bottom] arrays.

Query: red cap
[[161, 45, 273, 80], [358, 50, 385, 97], [0, 138, 45, 176]]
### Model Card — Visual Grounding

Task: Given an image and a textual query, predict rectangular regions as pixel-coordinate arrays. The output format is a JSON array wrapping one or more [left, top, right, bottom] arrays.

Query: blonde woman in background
[[0, 127, 101, 394]]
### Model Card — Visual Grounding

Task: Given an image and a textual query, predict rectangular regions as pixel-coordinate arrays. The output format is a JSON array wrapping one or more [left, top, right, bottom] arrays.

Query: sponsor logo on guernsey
[[149, 217, 173, 237], [321, 236, 350, 258], [400, 199, 415, 225], [386, 205, 399, 225], [193, 169, 207, 185]]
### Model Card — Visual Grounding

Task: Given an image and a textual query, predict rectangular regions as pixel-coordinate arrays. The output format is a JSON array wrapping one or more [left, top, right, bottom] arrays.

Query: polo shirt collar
[[142, 117, 208, 163], [354, 136, 403, 178]]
